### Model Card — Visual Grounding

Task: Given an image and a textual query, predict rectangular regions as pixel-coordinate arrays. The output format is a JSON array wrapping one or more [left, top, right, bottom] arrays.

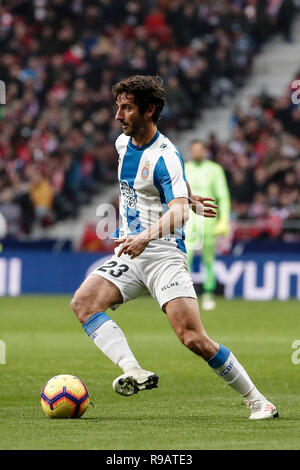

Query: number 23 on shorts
[[97, 261, 129, 278]]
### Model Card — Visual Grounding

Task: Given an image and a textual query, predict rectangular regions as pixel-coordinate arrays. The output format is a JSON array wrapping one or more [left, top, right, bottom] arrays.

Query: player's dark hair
[[112, 75, 165, 124], [190, 139, 205, 146]]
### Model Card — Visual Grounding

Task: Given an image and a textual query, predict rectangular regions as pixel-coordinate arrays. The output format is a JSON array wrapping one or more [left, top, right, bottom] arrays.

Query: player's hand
[[214, 218, 230, 236], [189, 195, 218, 218], [116, 233, 150, 259]]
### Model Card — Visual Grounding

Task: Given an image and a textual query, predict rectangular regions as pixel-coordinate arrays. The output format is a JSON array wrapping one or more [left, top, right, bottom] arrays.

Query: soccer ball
[[41, 374, 89, 419]]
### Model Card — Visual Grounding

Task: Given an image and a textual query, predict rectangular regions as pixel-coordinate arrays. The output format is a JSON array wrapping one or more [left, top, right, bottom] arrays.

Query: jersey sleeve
[[153, 150, 189, 204]]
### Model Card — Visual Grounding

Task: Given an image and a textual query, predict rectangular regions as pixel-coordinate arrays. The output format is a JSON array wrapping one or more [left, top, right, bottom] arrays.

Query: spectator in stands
[[26, 164, 54, 227]]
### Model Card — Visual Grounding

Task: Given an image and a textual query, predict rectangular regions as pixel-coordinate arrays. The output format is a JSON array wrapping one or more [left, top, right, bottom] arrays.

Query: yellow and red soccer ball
[[41, 374, 89, 419]]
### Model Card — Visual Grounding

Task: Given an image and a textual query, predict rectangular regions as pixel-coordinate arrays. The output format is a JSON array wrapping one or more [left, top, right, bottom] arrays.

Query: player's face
[[115, 93, 147, 137], [190, 142, 207, 162]]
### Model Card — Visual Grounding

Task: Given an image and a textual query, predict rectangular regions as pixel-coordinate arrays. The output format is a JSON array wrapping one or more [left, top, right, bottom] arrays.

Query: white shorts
[[89, 239, 197, 311]]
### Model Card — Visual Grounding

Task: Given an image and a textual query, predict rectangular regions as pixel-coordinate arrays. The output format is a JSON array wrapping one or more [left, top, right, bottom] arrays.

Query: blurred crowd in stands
[[211, 75, 300, 242], [0, 0, 298, 240]]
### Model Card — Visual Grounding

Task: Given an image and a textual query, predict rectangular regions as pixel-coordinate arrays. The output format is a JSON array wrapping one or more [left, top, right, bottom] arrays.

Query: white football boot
[[201, 293, 216, 311], [112, 368, 159, 397], [245, 399, 279, 420]]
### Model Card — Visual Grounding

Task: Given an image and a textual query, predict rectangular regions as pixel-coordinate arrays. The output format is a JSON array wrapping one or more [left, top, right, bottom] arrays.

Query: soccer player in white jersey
[[71, 75, 278, 420]]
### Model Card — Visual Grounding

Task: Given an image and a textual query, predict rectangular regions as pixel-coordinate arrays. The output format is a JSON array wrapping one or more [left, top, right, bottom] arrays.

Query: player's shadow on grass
[[74, 415, 239, 423], [37, 412, 292, 422]]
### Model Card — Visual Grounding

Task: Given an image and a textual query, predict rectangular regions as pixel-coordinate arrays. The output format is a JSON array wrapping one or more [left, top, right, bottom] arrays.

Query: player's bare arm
[[186, 180, 218, 218], [117, 197, 189, 259]]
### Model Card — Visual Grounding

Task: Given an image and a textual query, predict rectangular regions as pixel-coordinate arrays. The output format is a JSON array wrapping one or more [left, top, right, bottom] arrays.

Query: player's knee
[[181, 331, 213, 358], [181, 331, 199, 351], [70, 293, 92, 324]]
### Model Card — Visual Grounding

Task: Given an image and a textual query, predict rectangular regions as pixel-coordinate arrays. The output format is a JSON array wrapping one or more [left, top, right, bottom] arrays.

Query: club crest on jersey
[[141, 161, 150, 180]]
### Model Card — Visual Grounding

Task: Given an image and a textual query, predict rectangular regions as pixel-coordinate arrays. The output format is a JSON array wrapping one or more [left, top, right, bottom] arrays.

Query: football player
[[185, 140, 231, 310], [71, 75, 278, 420]]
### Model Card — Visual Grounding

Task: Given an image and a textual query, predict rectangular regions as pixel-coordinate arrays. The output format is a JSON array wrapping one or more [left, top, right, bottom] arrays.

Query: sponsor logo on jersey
[[120, 180, 137, 208], [161, 281, 180, 291], [141, 161, 150, 180]]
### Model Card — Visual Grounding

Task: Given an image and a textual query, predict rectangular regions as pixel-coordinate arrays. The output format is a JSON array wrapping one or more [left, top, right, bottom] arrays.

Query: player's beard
[[122, 115, 147, 139]]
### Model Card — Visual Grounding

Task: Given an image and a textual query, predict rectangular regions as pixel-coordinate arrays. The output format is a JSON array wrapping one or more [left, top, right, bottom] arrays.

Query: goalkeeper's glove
[[214, 216, 230, 236]]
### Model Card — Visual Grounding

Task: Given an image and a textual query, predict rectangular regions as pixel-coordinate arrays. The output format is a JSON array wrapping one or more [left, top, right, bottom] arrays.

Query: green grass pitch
[[0, 295, 299, 450]]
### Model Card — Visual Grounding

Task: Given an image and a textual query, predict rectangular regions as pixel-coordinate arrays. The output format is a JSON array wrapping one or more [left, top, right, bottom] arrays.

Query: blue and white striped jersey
[[112, 130, 189, 253]]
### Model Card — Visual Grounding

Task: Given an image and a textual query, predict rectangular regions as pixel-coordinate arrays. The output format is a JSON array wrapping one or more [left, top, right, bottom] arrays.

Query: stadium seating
[[0, 0, 297, 240]]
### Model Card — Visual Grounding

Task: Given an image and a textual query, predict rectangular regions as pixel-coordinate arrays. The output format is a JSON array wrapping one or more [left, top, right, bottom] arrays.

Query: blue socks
[[207, 344, 230, 369], [82, 312, 111, 337]]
